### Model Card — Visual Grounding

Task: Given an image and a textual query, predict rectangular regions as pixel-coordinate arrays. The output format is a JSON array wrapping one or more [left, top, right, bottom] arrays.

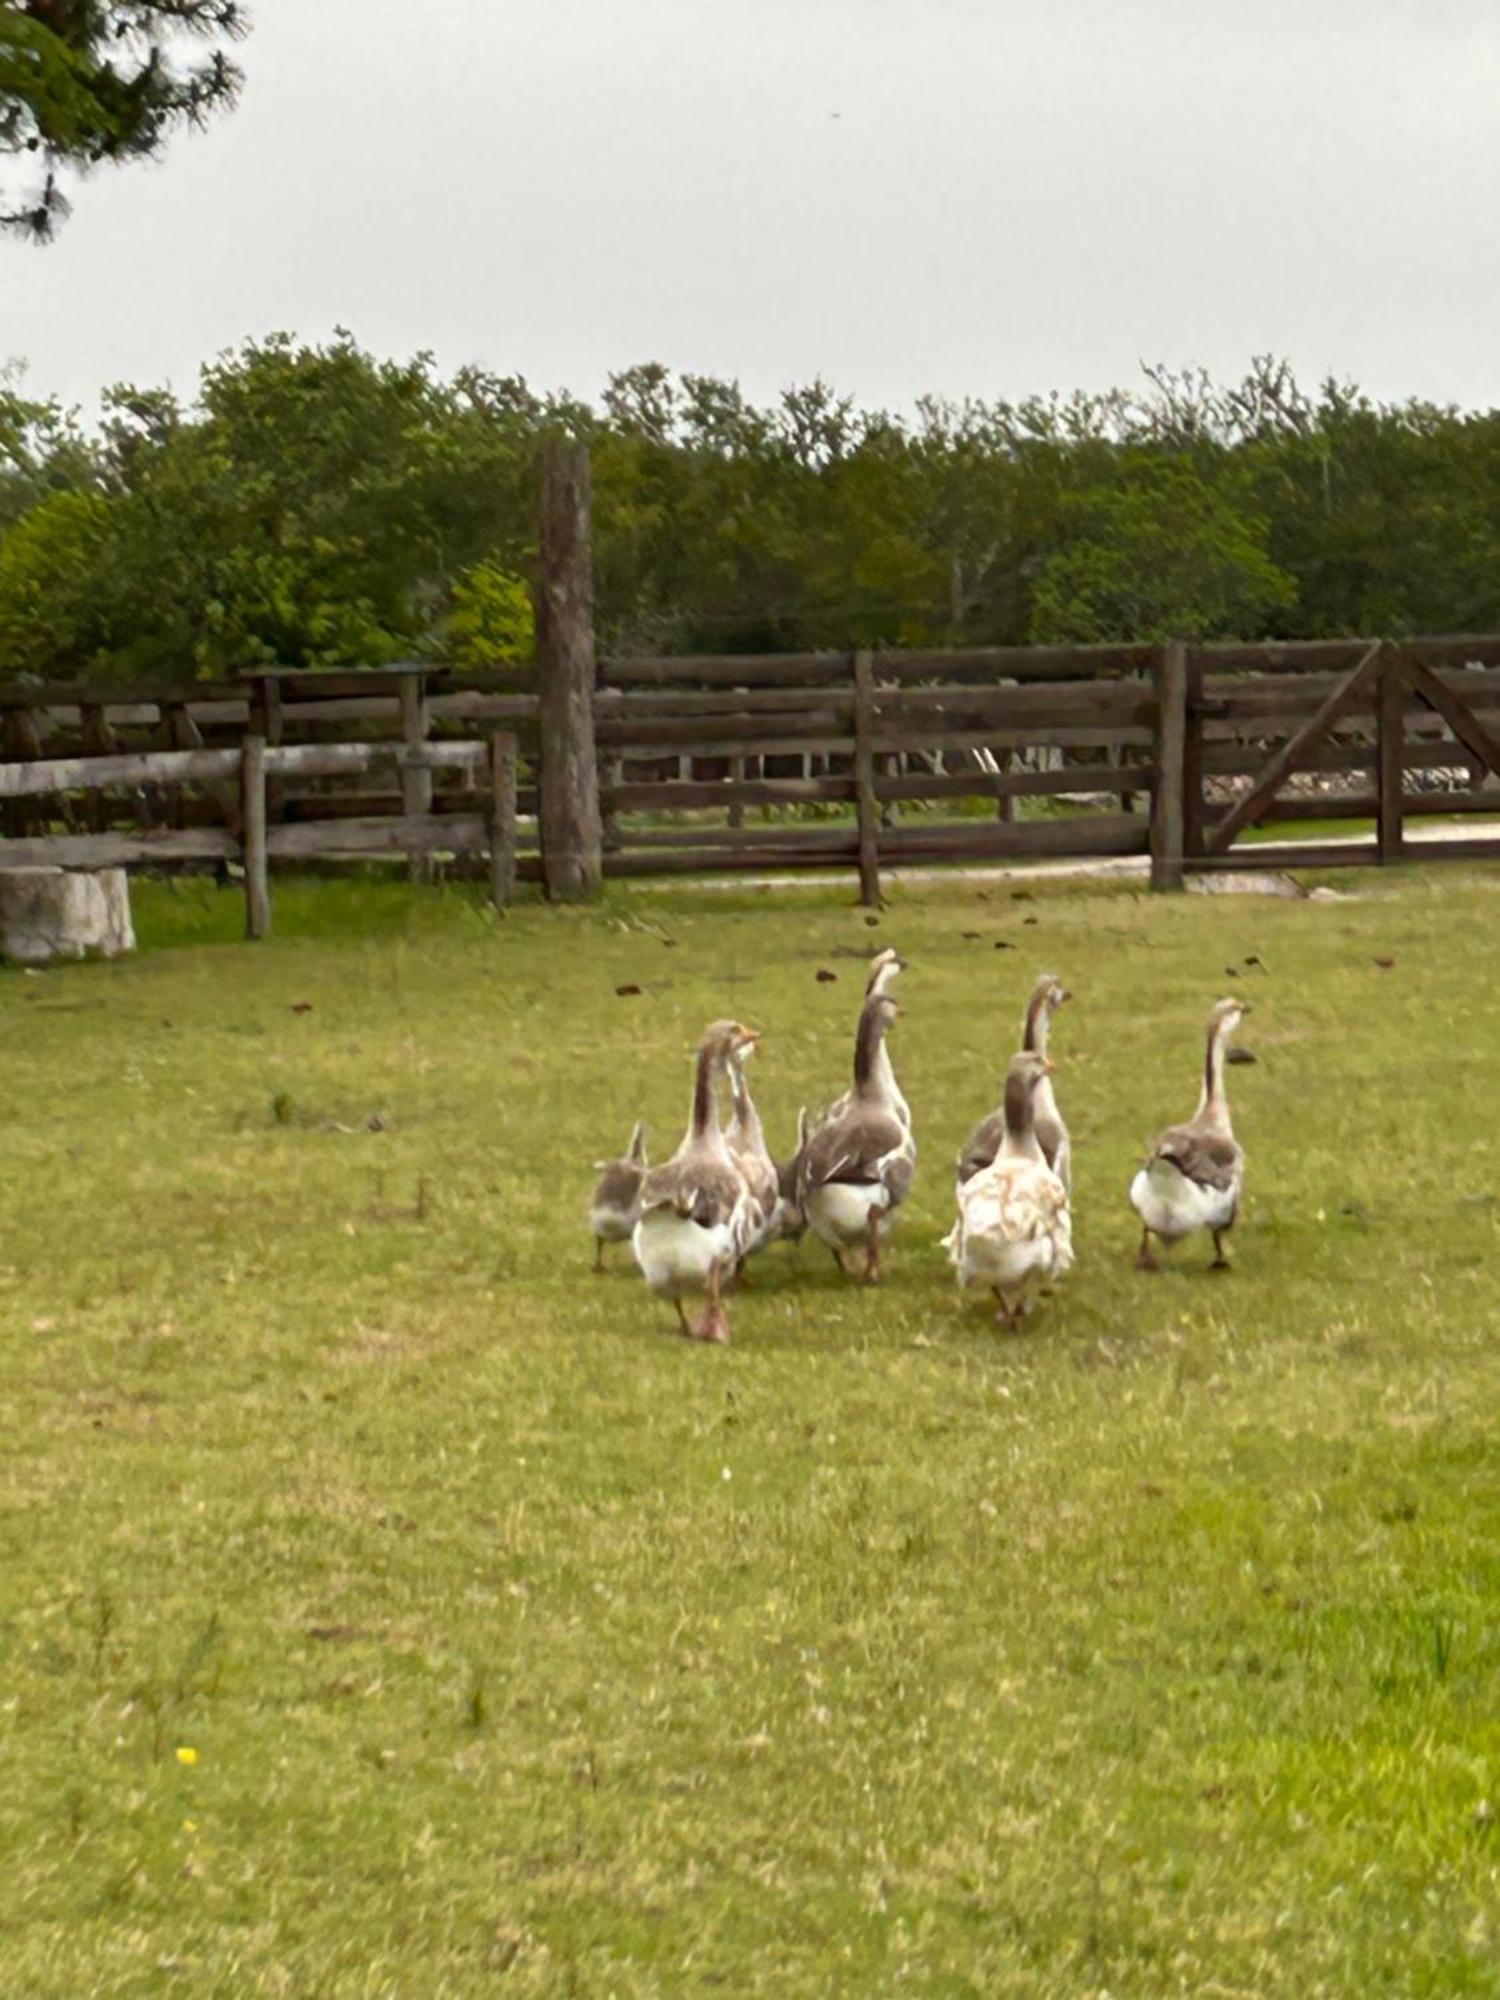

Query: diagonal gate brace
[[1206, 642, 1383, 854], [1405, 656, 1500, 781]]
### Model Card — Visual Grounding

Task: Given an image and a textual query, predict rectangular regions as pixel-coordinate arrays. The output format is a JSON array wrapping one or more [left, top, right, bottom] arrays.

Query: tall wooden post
[[1377, 643, 1406, 865], [1150, 640, 1188, 891], [488, 731, 518, 910], [399, 670, 434, 884], [1181, 654, 1205, 863], [241, 733, 271, 939], [853, 649, 882, 906], [536, 439, 603, 900]]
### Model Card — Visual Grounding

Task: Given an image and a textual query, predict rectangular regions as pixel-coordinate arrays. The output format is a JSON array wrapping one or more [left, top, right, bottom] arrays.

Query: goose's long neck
[[999, 1069, 1043, 1164], [853, 1006, 891, 1103], [1022, 992, 1051, 1059], [727, 1054, 765, 1149], [1196, 1023, 1232, 1131], [689, 1046, 728, 1151]]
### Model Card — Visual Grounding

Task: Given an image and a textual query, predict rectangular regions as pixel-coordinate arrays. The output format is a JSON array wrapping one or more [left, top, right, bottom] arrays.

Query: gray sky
[[5, 0, 1500, 420]]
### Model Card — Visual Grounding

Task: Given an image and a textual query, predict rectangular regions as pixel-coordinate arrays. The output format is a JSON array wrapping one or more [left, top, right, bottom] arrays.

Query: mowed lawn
[[2, 866, 1498, 1998]]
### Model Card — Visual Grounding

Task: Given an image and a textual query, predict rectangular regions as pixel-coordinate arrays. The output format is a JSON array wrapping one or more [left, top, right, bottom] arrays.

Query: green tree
[[1030, 457, 1298, 644], [0, 1, 247, 239]]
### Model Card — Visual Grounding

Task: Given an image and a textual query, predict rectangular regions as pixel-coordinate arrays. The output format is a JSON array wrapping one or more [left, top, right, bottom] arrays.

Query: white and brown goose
[[798, 991, 916, 1282], [822, 948, 910, 1130], [725, 1039, 781, 1271], [956, 972, 1072, 1189], [633, 1020, 764, 1342], [772, 1106, 813, 1244], [589, 1120, 648, 1271], [945, 1051, 1073, 1327], [1130, 998, 1250, 1271]]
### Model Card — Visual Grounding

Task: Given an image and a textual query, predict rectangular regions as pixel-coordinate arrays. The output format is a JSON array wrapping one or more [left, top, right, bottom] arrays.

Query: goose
[[821, 948, 910, 1131], [955, 972, 1072, 1189], [589, 1120, 648, 1271], [772, 1106, 813, 1244], [725, 1040, 781, 1271], [1130, 998, 1250, 1271], [633, 1020, 765, 1342], [945, 1051, 1073, 1327], [798, 991, 916, 1281]]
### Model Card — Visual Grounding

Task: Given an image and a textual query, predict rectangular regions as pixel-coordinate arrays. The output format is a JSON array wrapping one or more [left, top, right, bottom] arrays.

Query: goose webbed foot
[[1135, 1229, 1161, 1272], [1210, 1230, 1233, 1271], [863, 1210, 885, 1284]]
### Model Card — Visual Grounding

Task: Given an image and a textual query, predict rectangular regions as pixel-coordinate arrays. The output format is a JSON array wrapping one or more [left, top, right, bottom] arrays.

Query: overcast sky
[[5, 0, 1500, 421]]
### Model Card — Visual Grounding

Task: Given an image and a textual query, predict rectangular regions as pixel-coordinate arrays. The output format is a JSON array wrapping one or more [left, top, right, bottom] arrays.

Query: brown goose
[[956, 972, 1072, 1189], [589, 1120, 648, 1271], [633, 1021, 764, 1342], [798, 991, 916, 1281], [822, 948, 910, 1130], [725, 1040, 780, 1270], [1130, 998, 1250, 1271], [772, 1106, 813, 1244]]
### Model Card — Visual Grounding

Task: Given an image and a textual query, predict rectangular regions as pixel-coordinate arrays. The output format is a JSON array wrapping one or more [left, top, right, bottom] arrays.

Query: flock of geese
[[590, 950, 1252, 1344]]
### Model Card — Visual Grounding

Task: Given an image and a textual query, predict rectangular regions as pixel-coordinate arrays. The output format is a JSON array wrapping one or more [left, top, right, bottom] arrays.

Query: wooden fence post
[[1377, 642, 1405, 865], [241, 733, 271, 939], [399, 669, 434, 884], [853, 649, 882, 906], [536, 439, 603, 900], [1181, 653, 1205, 863], [488, 730, 518, 910], [1150, 640, 1188, 890]]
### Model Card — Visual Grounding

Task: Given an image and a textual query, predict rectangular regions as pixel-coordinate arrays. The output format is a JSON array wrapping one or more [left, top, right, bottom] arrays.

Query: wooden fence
[[4, 448, 1500, 927]]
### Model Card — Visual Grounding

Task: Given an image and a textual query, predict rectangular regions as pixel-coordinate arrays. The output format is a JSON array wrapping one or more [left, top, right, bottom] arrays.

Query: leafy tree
[[1, 1, 247, 240], [445, 560, 534, 668], [1030, 457, 1298, 644], [0, 485, 118, 673]]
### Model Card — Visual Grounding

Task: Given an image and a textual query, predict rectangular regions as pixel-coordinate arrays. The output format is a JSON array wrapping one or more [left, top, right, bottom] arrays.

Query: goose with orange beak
[[1130, 997, 1250, 1271], [632, 1021, 765, 1342]]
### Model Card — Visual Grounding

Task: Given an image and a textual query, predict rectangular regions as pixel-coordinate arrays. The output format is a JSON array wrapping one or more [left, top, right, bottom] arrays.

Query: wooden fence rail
[[6, 450, 1500, 914]]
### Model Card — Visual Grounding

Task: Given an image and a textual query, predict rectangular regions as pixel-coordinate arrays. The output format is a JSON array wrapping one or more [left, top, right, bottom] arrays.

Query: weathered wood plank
[[1377, 651, 1407, 864], [489, 732, 518, 909], [1150, 642, 1187, 890], [241, 734, 271, 940], [536, 440, 603, 899], [853, 650, 881, 905], [265, 815, 490, 860], [0, 745, 240, 798], [0, 826, 235, 868]]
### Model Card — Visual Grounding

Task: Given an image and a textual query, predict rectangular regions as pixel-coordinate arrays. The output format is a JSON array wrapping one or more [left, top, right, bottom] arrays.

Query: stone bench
[[0, 867, 136, 965]]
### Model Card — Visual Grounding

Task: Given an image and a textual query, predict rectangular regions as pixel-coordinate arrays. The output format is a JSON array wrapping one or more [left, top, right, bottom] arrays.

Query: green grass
[[3, 867, 1500, 1996]]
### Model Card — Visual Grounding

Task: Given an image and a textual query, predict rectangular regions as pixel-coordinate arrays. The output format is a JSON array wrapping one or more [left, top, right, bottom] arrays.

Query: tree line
[[3, 336, 1500, 684]]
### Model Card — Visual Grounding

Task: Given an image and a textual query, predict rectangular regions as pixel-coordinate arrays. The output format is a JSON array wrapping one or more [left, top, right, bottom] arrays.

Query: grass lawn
[[3, 865, 1499, 1997]]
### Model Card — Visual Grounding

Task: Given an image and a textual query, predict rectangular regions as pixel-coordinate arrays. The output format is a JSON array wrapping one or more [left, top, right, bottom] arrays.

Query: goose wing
[[639, 1154, 748, 1229], [800, 1105, 914, 1204], [956, 1109, 1004, 1185], [593, 1157, 646, 1209], [1149, 1122, 1241, 1192]]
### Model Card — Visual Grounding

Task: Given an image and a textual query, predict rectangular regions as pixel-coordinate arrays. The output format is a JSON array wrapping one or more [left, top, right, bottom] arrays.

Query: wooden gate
[[1158, 638, 1500, 878]]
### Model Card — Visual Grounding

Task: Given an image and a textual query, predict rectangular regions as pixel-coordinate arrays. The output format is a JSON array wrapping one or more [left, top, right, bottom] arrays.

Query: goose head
[[1002, 1049, 1054, 1133], [865, 947, 908, 998], [1208, 997, 1250, 1038]]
